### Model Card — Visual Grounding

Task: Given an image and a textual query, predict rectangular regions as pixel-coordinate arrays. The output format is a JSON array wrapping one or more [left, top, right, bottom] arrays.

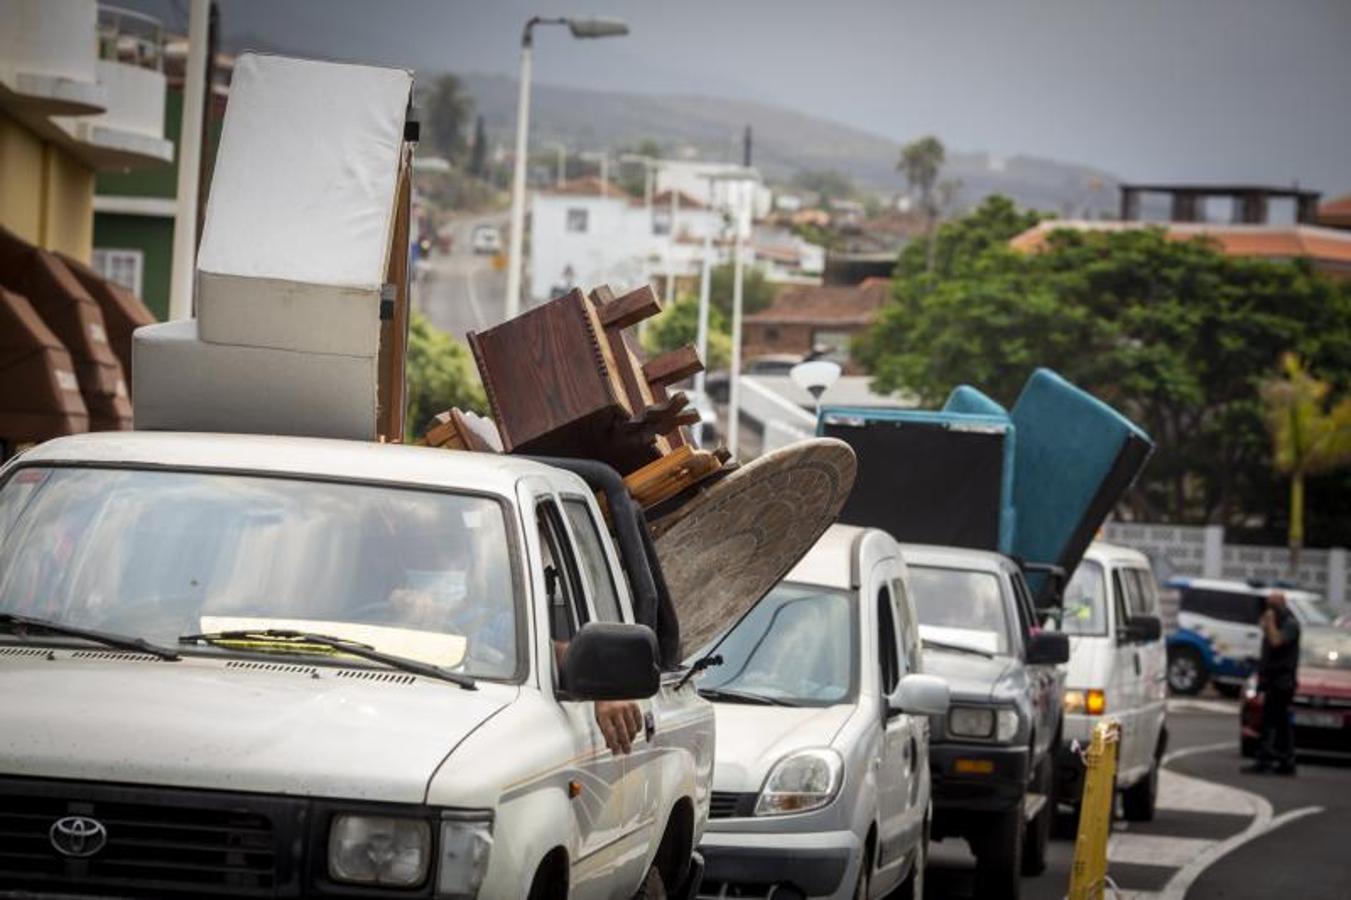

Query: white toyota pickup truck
[[0, 432, 714, 899]]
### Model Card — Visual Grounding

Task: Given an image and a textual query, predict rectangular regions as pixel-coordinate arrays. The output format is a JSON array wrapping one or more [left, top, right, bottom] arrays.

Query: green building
[[94, 45, 227, 320]]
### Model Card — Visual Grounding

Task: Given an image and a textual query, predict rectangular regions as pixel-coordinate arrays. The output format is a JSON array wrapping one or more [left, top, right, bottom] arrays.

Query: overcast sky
[[141, 0, 1350, 194]]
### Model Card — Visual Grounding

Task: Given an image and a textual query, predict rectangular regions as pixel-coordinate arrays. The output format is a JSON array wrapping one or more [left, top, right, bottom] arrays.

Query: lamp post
[[705, 168, 757, 457], [504, 16, 628, 321]]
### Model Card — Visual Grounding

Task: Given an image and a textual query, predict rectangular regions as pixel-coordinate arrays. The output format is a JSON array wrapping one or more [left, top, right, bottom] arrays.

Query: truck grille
[[0, 777, 302, 897], [708, 791, 756, 819]]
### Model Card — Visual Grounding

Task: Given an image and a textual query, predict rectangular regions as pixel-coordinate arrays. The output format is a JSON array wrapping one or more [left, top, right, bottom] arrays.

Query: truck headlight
[[437, 813, 493, 898], [328, 815, 431, 887], [755, 748, 843, 816], [1064, 689, 1106, 715], [948, 706, 1020, 742]]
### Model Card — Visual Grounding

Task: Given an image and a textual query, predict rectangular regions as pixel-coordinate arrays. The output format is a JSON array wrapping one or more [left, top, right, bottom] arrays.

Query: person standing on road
[[1245, 590, 1301, 775]]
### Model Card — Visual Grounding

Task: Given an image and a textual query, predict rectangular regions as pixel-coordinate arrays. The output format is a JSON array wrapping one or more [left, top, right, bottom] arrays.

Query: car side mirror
[[558, 622, 660, 701], [1119, 614, 1162, 644], [889, 673, 950, 716], [1026, 631, 1070, 665]]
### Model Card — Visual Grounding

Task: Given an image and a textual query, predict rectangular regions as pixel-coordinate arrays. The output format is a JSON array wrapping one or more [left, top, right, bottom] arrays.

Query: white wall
[[529, 191, 723, 302]]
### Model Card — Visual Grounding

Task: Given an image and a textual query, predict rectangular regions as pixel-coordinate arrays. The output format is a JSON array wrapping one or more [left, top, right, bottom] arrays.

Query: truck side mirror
[[889, 673, 950, 716], [558, 622, 661, 701], [1119, 614, 1162, 644], [1026, 631, 1070, 665]]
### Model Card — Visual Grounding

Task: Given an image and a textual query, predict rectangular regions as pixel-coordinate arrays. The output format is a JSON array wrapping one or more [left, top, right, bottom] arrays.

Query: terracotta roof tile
[[1009, 220, 1351, 265], [746, 280, 890, 325]]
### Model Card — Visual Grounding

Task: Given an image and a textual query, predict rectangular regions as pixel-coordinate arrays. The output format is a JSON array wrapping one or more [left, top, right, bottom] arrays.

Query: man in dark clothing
[[1245, 590, 1301, 775]]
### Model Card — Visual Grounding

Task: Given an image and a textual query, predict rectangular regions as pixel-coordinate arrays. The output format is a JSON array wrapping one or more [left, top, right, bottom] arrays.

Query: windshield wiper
[[698, 686, 798, 707], [0, 612, 180, 661], [922, 638, 995, 659], [178, 628, 476, 690]]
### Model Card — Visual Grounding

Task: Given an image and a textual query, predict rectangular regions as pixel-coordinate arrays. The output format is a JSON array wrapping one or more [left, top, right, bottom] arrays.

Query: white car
[[1055, 542, 1168, 821], [0, 432, 713, 899], [694, 524, 950, 899], [472, 224, 502, 255]]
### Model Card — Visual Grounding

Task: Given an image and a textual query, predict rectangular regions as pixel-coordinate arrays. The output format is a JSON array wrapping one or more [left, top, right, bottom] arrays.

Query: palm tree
[[1259, 353, 1351, 572]]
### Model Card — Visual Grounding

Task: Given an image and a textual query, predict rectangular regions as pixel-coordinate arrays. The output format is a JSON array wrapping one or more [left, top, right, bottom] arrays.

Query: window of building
[[566, 208, 589, 233], [810, 328, 852, 364], [92, 248, 144, 298], [652, 209, 672, 235]]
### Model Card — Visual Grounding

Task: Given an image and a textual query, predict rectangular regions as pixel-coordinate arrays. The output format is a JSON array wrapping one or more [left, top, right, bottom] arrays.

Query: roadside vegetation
[[857, 195, 1351, 545]]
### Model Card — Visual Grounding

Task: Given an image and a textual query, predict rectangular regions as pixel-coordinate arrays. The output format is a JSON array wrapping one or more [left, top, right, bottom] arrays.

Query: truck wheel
[[974, 806, 1023, 900], [1021, 756, 1052, 875], [1122, 756, 1159, 822], [1167, 646, 1208, 695], [632, 865, 667, 900]]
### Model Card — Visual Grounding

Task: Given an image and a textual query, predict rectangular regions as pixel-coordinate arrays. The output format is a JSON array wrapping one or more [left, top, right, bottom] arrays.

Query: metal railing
[[97, 5, 164, 72]]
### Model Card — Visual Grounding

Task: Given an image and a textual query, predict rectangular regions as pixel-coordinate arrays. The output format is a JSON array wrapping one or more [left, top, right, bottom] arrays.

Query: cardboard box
[[133, 320, 378, 440]]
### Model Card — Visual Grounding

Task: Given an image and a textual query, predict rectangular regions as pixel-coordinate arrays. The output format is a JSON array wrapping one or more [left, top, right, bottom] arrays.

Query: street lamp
[[703, 168, 758, 457], [790, 359, 842, 422], [504, 15, 628, 322]]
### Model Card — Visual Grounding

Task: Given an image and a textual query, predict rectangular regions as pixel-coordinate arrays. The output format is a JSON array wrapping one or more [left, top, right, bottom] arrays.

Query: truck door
[[534, 497, 644, 895], [873, 568, 917, 873], [1109, 568, 1143, 776], [556, 493, 659, 887], [1128, 568, 1167, 766]]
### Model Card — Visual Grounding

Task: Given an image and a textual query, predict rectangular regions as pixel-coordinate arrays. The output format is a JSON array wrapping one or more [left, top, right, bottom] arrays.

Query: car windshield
[[1288, 593, 1336, 626], [697, 582, 856, 706], [909, 565, 1010, 655], [1060, 560, 1108, 636], [1300, 627, 1351, 671], [0, 466, 519, 680]]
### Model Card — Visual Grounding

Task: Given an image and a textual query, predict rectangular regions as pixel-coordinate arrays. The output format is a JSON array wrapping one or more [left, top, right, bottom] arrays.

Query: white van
[[1054, 542, 1168, 821]]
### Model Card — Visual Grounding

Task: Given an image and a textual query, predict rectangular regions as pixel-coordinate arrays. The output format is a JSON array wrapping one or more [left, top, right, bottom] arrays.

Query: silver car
[[694, 524, 950, 899]]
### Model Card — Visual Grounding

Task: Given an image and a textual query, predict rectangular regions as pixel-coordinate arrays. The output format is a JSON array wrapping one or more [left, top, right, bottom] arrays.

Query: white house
[[528, 176, 723, 304], [653, 159, 773, 221]]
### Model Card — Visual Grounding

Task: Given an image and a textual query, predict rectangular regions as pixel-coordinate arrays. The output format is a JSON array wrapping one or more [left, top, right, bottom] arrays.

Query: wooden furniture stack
[[430, 283, 726, 512]]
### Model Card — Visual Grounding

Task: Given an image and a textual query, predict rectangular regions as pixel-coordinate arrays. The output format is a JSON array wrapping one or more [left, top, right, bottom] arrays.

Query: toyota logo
[[49, 816, 108, 858]]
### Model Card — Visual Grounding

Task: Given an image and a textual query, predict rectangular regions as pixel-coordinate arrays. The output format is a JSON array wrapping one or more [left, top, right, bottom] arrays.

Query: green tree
[[898, 135, 950, 272], [424, 74, 472, 164], [859, 206, 1351, 534], [710, 262, 775, 319], [469, 114, 488, 177], [641, 295, 732, 370], [1259, 354, 1351, 568], [404, 311, 487, 439]]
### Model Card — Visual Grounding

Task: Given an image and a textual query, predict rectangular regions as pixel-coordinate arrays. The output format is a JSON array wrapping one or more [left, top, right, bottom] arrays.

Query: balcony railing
[[97, 5, 163, 72]]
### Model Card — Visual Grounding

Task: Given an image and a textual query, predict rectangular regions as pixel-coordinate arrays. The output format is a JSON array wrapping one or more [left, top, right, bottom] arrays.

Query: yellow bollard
[[1068, 720, 1121, 900]]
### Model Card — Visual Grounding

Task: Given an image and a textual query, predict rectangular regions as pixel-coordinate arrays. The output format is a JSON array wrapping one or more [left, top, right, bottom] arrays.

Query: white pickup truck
[[0, 432, 714, 899]]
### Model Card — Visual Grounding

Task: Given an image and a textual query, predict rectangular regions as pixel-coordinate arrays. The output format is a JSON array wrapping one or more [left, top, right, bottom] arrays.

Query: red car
[[1242, 625, 1351, 759]]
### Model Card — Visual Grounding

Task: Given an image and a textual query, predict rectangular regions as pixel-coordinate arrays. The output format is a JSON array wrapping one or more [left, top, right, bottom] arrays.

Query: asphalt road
[[917, 695, 1351, 900], [416, 210, 509, 340]]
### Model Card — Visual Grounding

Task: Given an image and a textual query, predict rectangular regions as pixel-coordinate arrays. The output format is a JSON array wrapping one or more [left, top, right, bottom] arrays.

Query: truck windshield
[[697, 582, 857, 706], [909, 565, 1011, 655], [0, 466, 519, 680], [1060, 560, 1108, 636]]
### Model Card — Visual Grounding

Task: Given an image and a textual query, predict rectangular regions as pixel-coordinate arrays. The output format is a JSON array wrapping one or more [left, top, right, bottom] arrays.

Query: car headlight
[[948, 705, 1020, 742], [437, 813, 493, 898], [755, 748, 843, 816], [1064, 689, 1106, 715], [328, 814, 431, 887]]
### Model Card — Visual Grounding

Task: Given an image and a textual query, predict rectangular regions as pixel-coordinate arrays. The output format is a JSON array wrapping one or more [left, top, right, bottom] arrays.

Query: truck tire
[[1167, 646, 1208, 695], [632, 865, 667, 900], [1122, 754, 1159, 822], [1021, 755, 1052, 875], [974, 806, 1023, 900]]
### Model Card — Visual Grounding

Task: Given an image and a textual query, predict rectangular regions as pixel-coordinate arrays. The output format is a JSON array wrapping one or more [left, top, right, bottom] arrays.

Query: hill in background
[[460, 73, 1120, 217]]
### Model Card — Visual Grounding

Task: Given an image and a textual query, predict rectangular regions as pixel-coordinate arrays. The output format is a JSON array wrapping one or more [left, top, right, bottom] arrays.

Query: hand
[[595, 700, 643, 755], [1260, 608, 1276, 629]]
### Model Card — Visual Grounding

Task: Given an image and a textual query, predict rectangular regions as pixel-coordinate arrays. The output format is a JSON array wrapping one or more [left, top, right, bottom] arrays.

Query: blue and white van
[[1165, 578, 1338, 695]]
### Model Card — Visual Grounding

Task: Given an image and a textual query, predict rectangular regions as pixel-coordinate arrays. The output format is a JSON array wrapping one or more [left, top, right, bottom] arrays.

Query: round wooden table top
[[652, 437, 857, 656]]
